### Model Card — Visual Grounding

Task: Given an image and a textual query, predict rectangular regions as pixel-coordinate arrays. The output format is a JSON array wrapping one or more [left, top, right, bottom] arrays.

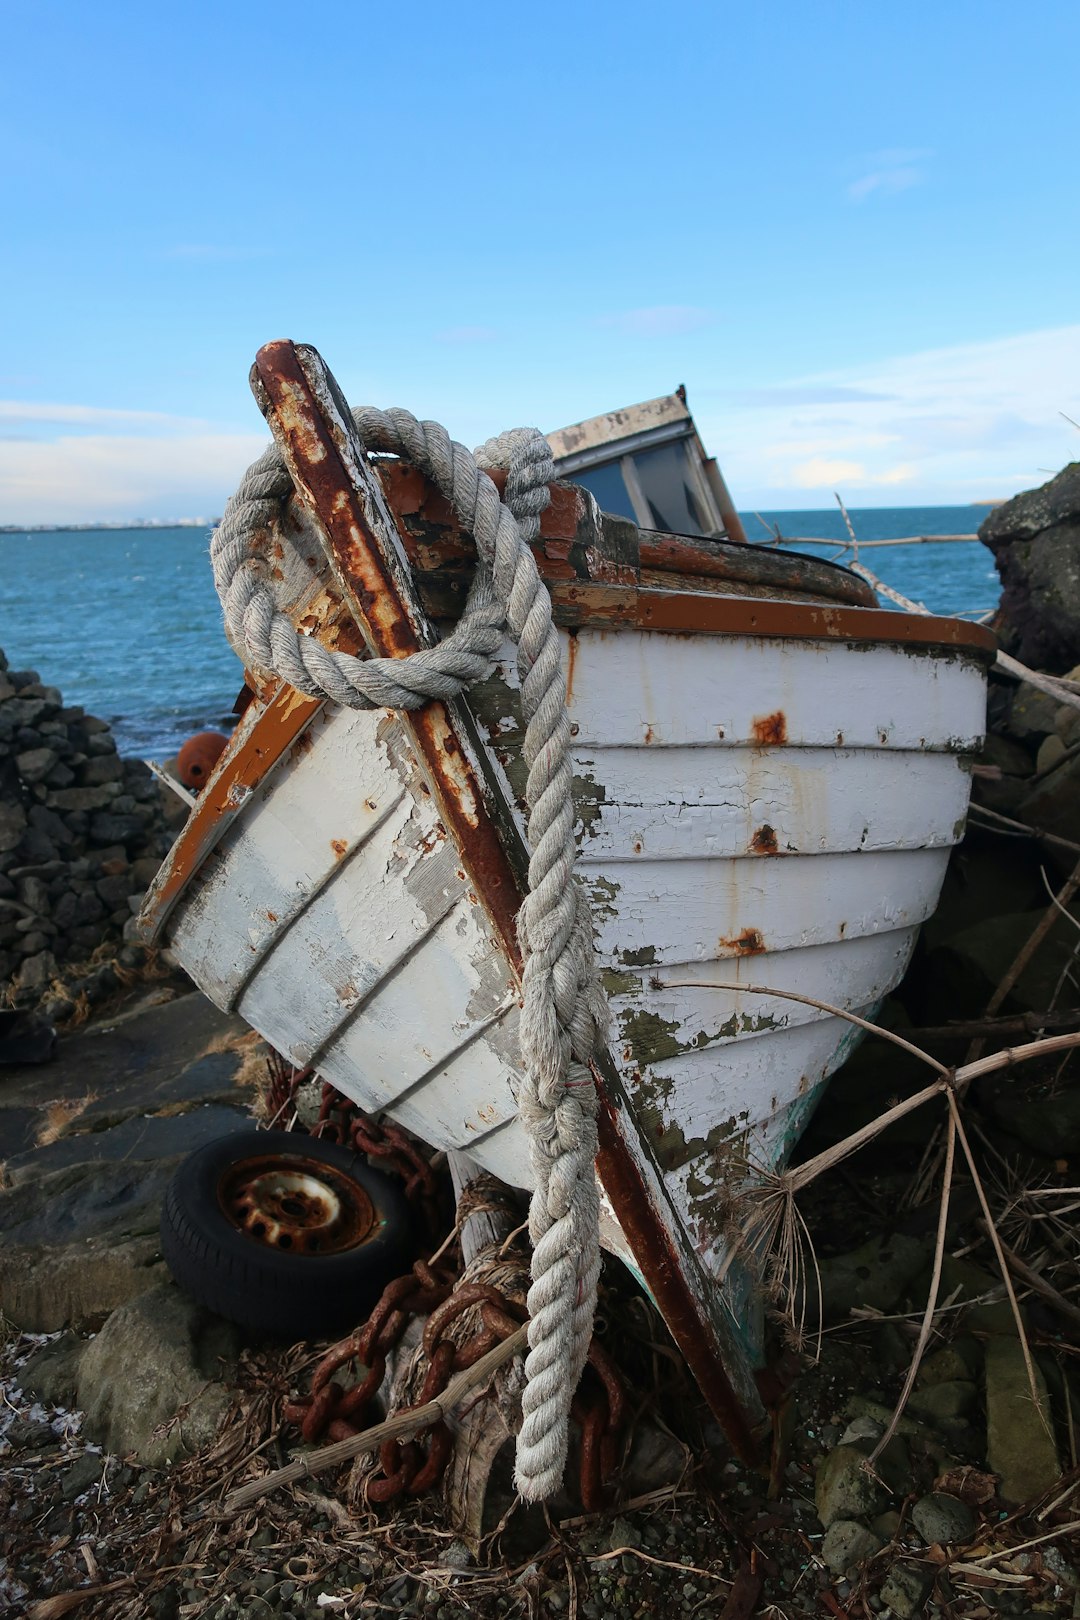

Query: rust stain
[[749, 824, 779, 855], [719, 927, 766, 957], [751, 711, 787, 746], [330, 838, 347, 860], [644, 725, 655, 745], [565, 630, 579, 701], [364, 797, 378, 811], [265, 910, 278, 923]]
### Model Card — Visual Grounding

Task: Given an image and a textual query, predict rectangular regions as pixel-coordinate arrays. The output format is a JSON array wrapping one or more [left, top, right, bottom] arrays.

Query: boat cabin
[[547, 387, 747, 543]]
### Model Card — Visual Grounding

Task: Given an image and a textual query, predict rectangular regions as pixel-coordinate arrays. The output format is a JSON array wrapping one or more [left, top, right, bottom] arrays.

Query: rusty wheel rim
[[218, 1153, 377, 1255]]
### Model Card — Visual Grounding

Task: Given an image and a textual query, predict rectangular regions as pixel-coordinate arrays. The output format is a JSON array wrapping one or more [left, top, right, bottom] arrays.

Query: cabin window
[[567, 461, 638, 523], [629, 441, 708, 535]]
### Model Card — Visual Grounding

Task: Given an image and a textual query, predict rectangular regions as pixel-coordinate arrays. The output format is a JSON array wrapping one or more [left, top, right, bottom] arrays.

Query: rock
[[89, 811, 144, 845], [981, 463, 1080, 672], [0, 802, 27, 854], [814, 1233, 926, 1324], [60, 1452, 109, 1501], [80, 754, 124, 786], [76, 1284, 240, 1465], [5, 1416, 56, 1451], [1036, 733, 1068, 775], [911, 1491, 976, 1546], [979, 733, 1035, 777], [984, 1337, 1061, 1504], [917, 1339, 982, 1386], [815, 1445, 889, 1528], [936, 1257, 1017, 1335], [15, 747, 58, 784], [1000, 683, 1063, 744], [879, 1560, 932, 1619], [46, 785, 117, 813], [19, 1332, 83, 1407], [907, 1381, 977, 1422], [821, 1519, 883, 1575], [931, 911, 1080, 1019], [980, 1069, 1080, 1156], [15, 949, 58, 992], [1020, 750, 1080, 853]]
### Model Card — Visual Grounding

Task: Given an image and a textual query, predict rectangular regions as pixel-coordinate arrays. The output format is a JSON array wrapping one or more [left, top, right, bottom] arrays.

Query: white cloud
[[696, 324, 1080, 506], [594, 306, 714, 337], [848, 147, 932, 203], [0, 400, 208, 429], [0, 432, 268, 525]]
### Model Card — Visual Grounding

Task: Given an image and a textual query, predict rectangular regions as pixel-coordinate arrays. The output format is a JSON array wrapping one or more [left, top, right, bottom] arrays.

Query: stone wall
[[0, 648, 175, 1015]]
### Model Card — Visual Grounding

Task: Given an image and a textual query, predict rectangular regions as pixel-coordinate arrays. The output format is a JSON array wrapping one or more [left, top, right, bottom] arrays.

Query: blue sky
[[2, 0, 1078, 523]]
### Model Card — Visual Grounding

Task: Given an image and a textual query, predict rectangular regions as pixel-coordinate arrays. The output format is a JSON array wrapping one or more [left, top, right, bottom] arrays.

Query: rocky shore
[[2, 467, 1080, 1617], [0, 655, 179, 1019]]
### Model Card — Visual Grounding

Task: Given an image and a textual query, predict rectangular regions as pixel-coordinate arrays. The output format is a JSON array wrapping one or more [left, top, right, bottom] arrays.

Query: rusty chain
[[267, 1054, 625, 1504]]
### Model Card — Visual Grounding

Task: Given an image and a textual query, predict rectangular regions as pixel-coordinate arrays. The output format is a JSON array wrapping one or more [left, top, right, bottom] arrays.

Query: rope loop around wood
[[210, 410, 607, 1501]]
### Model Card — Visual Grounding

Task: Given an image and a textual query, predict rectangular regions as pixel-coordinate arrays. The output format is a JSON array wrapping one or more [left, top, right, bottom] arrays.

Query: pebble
[[821, 1519, 884, 1575], [911, 1490, 976, 1546]]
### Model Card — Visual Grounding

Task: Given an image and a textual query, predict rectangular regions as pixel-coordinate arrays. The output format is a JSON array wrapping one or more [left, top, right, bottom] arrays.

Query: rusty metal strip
[[249, 340, 770, 1465], [140, 682, 323, 944], [250, 340, 526, 951], [635, 589, 998, 655]]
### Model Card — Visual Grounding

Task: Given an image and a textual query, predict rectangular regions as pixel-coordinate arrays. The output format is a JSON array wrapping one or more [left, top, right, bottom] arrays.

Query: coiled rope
[[210, 408, 608, 1501]]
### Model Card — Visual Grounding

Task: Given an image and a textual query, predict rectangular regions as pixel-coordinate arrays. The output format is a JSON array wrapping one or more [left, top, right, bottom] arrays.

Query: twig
[[995, 650, 1080, 713], [587, 1547, 731, 1584], [984, 1224, 1080, 1335], [966, 1519, 1080, 1565], [948, 1091, 1048, 1433], [219, 1324, 527, 1514], [967, 803, 1080, 859], [867, 1113, 956, 1471], [912, 1010, 1080, 1040], [654, 977, 1080, 1190]]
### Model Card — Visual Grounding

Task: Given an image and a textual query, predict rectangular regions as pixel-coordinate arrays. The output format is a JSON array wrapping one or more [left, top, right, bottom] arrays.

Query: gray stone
[[917, 1339, 981, 1386], [0, 802, 27, 854], [60, 1452, 108, 1501], [89, 811, 144, 845], [19, 1333, 83, 1406], [815, 1445, 889, 1528], [985, 1337, 1061, 1504], [15, 949, 58, 992], [15, 747, 58, 784], [814, 1233, 926, 1324], [907, 1380, 977, 1422], [981, 462, 1080, 671], [5, 1416, 56, 1451], [911, 1491, 975, 1546], [47, 785, 117, 813], [77, 1284, 240, 1465], [80, 754, 123, 786], [879, 1560, 932, 1619], [821, 1519, 883, 1576], [16, 875, 50, 915]]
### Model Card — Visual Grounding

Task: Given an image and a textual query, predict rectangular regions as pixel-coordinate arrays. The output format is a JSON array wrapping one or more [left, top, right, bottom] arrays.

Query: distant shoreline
[[0, 519, 218, 533]]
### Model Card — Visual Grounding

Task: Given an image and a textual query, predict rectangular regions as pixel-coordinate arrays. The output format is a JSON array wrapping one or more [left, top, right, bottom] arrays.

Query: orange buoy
[[177, 731, 229, 790]]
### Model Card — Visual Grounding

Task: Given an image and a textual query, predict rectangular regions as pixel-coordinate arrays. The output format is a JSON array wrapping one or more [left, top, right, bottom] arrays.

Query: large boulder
[[980, 463, 1080, 673]]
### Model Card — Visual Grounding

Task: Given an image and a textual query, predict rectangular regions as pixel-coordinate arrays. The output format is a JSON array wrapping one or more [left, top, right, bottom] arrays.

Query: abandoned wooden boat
[[141, 343, 995, 1461]]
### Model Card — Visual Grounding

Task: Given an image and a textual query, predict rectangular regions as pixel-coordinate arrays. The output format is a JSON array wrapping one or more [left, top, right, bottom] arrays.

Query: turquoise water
[[0, 507, 1000, 758]]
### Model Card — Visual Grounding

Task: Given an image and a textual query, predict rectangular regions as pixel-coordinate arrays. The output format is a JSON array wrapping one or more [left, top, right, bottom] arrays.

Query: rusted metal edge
[[636, 590, 997, 655], [139, 683, 323, 944], [250, 340, 527, 962], [250, 339, 770, 1464]]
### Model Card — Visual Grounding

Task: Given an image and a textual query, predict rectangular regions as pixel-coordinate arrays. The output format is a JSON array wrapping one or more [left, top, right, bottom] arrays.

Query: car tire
[[160, 1129, 414, 1339]]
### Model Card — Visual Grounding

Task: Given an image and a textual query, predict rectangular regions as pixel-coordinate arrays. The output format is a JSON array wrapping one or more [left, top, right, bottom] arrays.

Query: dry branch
[[219, 1323, 527, 1515]]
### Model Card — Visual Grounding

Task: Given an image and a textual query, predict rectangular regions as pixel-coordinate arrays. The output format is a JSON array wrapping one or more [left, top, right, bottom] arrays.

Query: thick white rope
[[210, 410, 608, 1501]]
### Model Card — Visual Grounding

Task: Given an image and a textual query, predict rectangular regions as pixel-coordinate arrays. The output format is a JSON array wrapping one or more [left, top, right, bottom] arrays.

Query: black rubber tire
[[160, 1130, 415, 1339]]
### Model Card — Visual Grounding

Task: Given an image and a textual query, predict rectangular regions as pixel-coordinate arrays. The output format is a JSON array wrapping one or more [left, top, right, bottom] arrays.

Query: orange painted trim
[[630, 588, 998, 654], [140, 682, 323, 943]]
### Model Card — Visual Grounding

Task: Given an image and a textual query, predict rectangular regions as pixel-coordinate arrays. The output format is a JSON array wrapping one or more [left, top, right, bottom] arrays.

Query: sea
[[0, 506, 1001, 760]]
